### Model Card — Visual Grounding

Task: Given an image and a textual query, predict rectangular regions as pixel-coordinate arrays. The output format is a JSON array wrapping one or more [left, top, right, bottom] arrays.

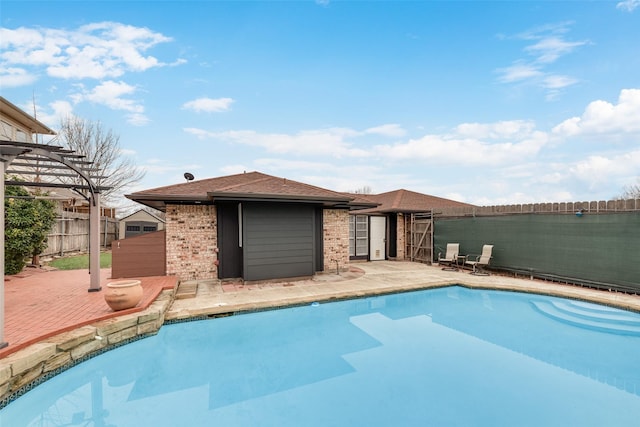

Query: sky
[[1, 0, 639, 210]]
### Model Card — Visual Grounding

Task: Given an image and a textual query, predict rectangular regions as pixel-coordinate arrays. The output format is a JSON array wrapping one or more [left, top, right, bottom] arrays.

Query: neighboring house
[[1, 96, 55, 143], [1, 97, 115, 217], [126, 171, 354, 282], [37, 187, 117, 218], [119, 209, 166, 239], [347, 189, 474, 262]]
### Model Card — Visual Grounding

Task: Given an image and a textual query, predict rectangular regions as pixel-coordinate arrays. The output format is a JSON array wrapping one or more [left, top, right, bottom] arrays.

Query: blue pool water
[[2, 286, 640, 426]]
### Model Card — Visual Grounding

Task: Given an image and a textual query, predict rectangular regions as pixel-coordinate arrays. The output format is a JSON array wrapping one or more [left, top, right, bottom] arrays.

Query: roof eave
[[125, 194, 211, 211], [0, 97, 56, 135], [209, 191, 352, 206]]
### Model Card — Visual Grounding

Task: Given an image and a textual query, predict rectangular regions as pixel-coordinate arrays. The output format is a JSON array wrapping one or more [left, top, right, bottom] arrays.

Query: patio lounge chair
[[465, 244, 493, 275], [438, 243, 460, 271]]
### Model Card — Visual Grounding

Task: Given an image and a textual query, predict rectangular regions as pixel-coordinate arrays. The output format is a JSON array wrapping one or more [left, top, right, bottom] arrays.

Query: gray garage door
[[125, 221, 158, 238], [243, 203, 315, 281]]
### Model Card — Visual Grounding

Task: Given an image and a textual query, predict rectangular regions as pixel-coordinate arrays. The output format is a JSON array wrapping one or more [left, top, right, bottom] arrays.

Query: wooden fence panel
[[404, 213, 433, 264], [111, 230, 166, 278], [44, 212, 118, 256]]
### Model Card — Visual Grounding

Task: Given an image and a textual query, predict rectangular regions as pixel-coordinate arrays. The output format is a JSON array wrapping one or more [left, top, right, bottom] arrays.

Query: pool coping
[[166, 262, 640, 321]]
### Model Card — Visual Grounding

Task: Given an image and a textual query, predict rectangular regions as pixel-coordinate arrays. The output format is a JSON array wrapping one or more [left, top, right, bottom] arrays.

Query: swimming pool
[[2, 286, 640, 426]]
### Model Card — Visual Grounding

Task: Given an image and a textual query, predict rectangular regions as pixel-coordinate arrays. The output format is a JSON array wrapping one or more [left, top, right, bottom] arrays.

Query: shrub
[[5, 184, 56, 275]]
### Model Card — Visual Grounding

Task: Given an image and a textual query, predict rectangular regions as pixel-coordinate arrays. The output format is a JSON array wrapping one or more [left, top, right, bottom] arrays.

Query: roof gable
[[120, 209, 165, 223], [352, 189, 474, 214]]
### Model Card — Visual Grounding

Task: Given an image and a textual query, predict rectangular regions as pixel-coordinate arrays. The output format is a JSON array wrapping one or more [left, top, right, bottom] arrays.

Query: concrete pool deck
[[167, 261, 640, 321]]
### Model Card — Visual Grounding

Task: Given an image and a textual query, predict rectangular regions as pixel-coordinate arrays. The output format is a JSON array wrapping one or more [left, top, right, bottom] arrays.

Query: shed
[[119, 209, 166, 239], [126, 171, 354, 282]]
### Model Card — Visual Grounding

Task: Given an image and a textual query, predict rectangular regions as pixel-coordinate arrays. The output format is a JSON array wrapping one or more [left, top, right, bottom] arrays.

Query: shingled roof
[[349, 189, 474, 214], [126, 171, 354, 211]]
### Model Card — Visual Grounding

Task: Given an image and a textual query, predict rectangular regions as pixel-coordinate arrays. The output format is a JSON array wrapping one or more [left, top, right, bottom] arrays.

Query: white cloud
[[182, 97, 234, 113], [250, 159, 386, 192], [569, 150, 640, 191], [455, 120, 536, 139], [524, 36, 587, 64], [185, 119, 549, 167], [496, 62, 543, 83], [69, 80, 149, 125], [250, 158, 388, 194], [1, 22, 181, 124], [220, 164, 252, 176], [617, 0, 640, 12], [0, 66, 37, 87], [126, 113, 151, 127], [82, 81, 142, 112], [543, 75, 578, 90], [254, 158, 338, 172], [140, 161, 202, 175], [374, 130, 549, 167], [32, 99, 74, 128], [183, 127, 213, 139], [496, 22, 586, 96], [0, 22, 179, 82], [119, 148, 137, 155], [365, 123, 406, 137], [553, 88, 640, 136], [183, 124, 405, 160], [184, 127, 370, 158], [372, 119, 548, 167]]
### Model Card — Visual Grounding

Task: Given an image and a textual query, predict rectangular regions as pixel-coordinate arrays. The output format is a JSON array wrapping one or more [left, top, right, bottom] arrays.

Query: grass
[[48, 252, 112, 270]]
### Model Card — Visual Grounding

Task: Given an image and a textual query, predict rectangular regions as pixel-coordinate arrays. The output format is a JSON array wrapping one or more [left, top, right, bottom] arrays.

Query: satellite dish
[[184, 172, 195, 182]]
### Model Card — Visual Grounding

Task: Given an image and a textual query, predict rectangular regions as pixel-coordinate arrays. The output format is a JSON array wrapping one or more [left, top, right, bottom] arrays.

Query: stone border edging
[[0, 289, 174, 408]]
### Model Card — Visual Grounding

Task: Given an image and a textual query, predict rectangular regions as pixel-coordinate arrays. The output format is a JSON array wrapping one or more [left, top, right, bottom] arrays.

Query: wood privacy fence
[[111, 230, 166, 278], [43, 211, 119, 257], [404, 213, 433, 264], [434, 198, 640, 217]]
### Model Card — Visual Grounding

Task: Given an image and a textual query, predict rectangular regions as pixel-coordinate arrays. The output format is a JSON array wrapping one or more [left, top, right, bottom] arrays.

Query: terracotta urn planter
[[104, 279, 143, 311]]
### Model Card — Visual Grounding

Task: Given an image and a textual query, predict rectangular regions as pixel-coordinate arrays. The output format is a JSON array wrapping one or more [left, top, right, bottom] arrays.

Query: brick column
[[323, 209, 350, 273], [165, 204, 218, 281]]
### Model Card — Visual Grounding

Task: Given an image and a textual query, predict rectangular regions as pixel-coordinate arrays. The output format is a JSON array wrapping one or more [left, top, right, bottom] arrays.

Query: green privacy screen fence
[[433, 211, 640, 293]]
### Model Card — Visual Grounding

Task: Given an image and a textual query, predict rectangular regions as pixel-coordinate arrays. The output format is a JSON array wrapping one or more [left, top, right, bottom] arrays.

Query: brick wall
[[165, 204, 218, 281], [323, 209, 350, 273]]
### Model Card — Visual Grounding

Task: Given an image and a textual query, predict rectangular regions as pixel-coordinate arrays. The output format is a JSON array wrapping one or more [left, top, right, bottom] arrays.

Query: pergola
[[0, 139, 109, 349]]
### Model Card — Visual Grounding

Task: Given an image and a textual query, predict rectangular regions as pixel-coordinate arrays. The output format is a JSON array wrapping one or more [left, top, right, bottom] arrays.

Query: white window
[[1, 120, 13, 140], [15, 129, 28, 142], [349, 215, 369, 257]]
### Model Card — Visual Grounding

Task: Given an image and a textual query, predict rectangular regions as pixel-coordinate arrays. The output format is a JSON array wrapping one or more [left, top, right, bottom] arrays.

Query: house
[[34, 187, 116, 218], [119, 209, 166, 239], [126, 171, 354, 282], [347, 189, 474, 262], [1, 96, 55, 143], [1, 97, 116, 218]]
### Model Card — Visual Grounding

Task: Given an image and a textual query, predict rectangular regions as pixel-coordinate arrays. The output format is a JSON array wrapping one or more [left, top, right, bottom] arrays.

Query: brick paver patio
[[1, 267, 177, 358]]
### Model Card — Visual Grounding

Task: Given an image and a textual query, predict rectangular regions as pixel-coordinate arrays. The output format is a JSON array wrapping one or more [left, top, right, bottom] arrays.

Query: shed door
[[217, 202, 243, 279], [370, 216, 386, 261], [243, 203, 315, 281]]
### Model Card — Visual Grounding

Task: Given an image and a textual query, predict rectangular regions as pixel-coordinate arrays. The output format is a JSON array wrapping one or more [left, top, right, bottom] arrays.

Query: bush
[[4, 184, 56, 275]]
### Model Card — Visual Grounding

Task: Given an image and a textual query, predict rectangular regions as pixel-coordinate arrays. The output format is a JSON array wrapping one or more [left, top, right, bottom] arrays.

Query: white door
[[369, 216, 386, 261]]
